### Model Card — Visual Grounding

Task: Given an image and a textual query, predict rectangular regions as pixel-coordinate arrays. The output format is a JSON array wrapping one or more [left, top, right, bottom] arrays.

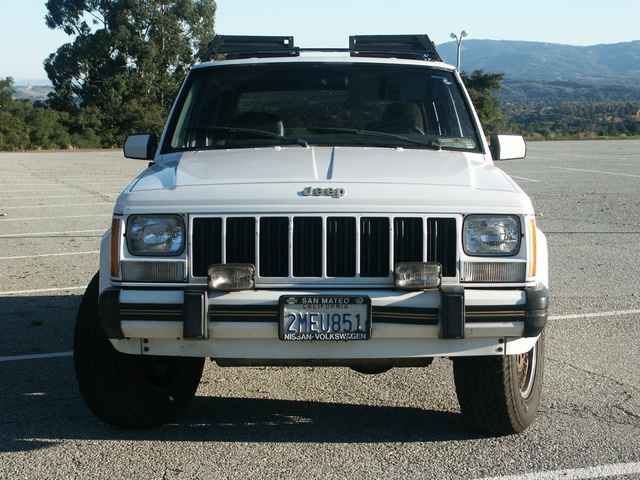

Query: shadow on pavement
[[0, 294, 481, 452]]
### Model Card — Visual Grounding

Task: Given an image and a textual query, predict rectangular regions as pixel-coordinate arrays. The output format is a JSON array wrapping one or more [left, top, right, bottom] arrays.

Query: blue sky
[[1, 0, 639, 82]]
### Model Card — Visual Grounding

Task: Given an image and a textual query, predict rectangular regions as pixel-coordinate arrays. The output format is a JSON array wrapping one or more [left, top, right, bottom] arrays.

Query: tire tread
[[73, 272, 204, 428]]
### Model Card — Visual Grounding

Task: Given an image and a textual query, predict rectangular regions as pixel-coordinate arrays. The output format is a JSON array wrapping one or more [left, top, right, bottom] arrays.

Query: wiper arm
[[307, 127, 441, 149], [189, 126, 309, 147]]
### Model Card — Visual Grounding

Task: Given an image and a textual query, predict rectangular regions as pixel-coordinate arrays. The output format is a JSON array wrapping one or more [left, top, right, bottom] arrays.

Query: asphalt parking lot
[[0, 141, 639, 479]]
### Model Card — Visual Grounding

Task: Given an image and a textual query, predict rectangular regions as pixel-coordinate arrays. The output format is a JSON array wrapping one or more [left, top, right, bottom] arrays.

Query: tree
[[44, 0, 216, 146], [0, 77, 14, 108], [0, 78, 29, 150], [0, 76, 103, 151], [461, 70, 507, 134]]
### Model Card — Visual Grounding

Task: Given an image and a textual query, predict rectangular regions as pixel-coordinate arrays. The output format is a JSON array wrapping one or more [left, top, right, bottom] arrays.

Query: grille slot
[[293, 217, 322, 277], [226, 217, 255, 264], [427, 217, 457, 277], [360, 217, 391, 277], [192, 217, 222, 277], [394, 217, 424, 263], [259, 217, 288, 277], [191, 215, 457, 281], [327, 217, 356, 277]]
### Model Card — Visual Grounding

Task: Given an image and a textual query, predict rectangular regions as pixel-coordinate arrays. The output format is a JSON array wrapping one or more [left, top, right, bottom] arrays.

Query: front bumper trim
[[98, 285, 548, 341]]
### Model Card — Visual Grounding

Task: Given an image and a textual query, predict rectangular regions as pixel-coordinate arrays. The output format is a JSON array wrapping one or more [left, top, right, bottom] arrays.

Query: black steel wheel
[[452, 333, 545, 435], [73, 272, 204, 428]]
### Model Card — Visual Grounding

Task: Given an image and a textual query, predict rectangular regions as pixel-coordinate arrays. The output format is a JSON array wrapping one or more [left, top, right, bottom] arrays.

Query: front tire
[[73, 272, 205, 428], [452, 333, 545, 435]]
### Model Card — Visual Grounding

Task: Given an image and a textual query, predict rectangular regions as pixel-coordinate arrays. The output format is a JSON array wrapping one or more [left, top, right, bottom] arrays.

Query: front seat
[[233, 112, 284, 136], [370, 102, 425, 134]]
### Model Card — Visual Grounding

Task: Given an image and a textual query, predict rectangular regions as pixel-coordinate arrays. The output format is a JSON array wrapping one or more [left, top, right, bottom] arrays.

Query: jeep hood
[[135, 147, 515, 188], [173, 147, 488, 186], [119, 147, 532, 214]]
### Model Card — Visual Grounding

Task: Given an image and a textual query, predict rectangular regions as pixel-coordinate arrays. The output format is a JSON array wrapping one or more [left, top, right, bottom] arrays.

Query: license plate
[[279, 295, 371, 341]]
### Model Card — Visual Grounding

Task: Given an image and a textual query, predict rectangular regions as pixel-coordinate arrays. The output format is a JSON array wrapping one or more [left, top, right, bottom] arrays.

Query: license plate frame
[[278, 295, 372, 341]]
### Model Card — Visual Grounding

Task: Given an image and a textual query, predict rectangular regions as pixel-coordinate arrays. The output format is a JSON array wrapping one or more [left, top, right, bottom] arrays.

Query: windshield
[[164, 62, 482, 152]]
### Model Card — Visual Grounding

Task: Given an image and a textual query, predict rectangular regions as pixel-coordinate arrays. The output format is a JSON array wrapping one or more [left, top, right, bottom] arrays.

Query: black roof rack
[[203, 34, 442, 62], [204, 35, 297, 61], [349, 35, 441, 62]]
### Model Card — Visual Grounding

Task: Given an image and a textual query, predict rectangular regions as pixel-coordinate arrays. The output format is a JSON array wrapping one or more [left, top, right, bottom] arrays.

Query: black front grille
[[192, 216, 457, 280]]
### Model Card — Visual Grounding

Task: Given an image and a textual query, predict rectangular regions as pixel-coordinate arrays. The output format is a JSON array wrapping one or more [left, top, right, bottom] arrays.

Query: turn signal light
[[110, 218, 121, 278]]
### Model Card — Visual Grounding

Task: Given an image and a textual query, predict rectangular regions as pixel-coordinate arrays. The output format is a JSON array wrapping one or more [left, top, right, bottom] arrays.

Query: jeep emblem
[[302, 186, 346, 198]]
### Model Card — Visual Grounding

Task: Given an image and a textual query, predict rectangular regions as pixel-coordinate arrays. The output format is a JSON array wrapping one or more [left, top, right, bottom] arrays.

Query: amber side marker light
[[528, 218, 538, 279], [110, 218, 121, 277]]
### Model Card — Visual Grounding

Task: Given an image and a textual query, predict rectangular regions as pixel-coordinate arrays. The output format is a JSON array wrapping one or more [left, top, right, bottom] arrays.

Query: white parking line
[[550, 309, 640, 320], [0, 286, 86, 295], [475, 461, 640, 480], [556, 153, 635, 161], [0, 214, 111, 222], [1, 203, 112, 209], [0, 352, 73, 362], [1, 182, 124, 188], [0, 187, 77, 192], [0, 229, 104, 238], [0, 194, 118, 200], [509, 175, 541, 183], [0, 251, 99, 260], [0, 183, 63, 187], [543, 165, 640, 178]]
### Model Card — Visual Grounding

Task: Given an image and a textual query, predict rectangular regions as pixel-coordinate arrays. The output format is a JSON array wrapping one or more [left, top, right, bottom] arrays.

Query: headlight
[[463, 215, 520, 256], [126, 215, 185, 256]]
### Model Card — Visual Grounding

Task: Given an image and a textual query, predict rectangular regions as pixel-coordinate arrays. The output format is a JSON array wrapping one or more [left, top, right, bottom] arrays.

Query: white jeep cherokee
[[74, 35, 549, 434]]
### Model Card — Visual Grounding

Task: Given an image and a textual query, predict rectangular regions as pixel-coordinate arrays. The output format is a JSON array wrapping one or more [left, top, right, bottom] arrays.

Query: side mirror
[[490, 134, 526, 161], [124, 133, 158, 160]]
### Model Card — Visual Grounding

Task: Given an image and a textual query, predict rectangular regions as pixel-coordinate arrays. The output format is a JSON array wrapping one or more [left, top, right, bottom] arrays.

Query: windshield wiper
[[188, 126, 309, 147], [307, 127, 441, 149]]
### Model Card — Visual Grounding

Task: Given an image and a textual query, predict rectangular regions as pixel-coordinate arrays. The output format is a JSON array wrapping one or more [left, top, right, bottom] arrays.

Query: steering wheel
[[369, 121, 425, 135]]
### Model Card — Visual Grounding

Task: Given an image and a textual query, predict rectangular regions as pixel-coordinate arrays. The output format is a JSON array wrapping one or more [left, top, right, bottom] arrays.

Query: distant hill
[[12, 84, 52, 101], [437, 39, 640, 85], [11, 40, 640, 105], [497, 79, 640, 104]]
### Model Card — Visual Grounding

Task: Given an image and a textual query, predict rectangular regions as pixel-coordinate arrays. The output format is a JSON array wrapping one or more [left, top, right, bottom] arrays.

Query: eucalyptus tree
[[44, 0, 216, 146]]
